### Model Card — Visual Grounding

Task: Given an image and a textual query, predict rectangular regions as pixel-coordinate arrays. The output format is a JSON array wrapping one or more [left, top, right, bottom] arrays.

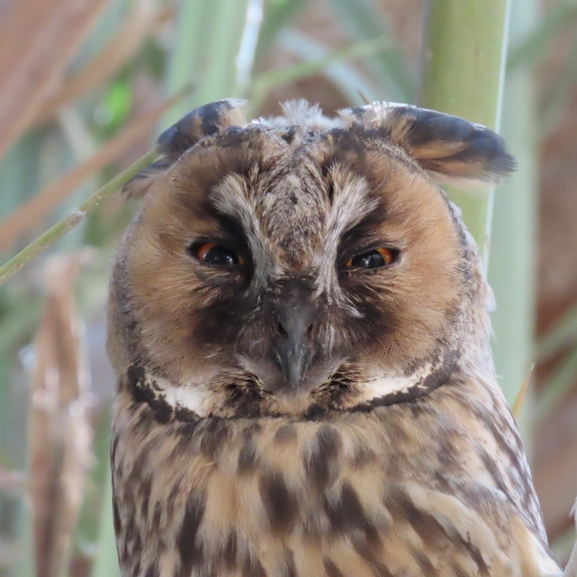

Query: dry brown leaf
[[0, 98, 173, 254], [29, 254, 93, 577], [34, 0, 161, 125], [0, 0, 109, 159], [512, 364, 534, 420]]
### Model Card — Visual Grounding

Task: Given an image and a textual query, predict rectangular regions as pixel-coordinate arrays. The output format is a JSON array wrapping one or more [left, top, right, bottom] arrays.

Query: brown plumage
[[107, 99, 558, 577]]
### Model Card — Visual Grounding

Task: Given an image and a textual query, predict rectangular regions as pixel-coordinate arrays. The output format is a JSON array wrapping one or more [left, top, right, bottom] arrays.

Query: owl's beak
[[272, 291, 316, 391]]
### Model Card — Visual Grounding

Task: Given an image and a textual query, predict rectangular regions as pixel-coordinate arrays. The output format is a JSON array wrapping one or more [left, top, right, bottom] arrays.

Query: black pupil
[[203, 246, 240, 266], [351, 250, 387, 269]]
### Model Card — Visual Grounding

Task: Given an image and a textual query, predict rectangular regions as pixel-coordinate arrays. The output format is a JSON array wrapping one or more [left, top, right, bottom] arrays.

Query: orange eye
[[345, 247, 396, 269], [194, 243, 245, 266]]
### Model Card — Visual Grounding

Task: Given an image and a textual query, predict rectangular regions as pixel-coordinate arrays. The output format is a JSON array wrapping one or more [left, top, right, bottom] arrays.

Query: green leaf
[[163, 0, 212, 126], [250, 35, 391, 112], [328, 0, 414, 102], [255, 0, 309, 61], [94, 78, 133, 134], [275, 29, 380, 105], [164, 0, 265, 127], [507, 0, 577, 71]]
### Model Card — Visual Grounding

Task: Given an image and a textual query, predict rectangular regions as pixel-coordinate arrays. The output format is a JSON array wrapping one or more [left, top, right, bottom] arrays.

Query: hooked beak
[[271, 286, 317, 391]]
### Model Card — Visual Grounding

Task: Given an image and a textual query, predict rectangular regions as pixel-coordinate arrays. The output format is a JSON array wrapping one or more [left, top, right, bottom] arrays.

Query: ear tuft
[[123, 99, 247, 198], [339, 103, 516, 186]]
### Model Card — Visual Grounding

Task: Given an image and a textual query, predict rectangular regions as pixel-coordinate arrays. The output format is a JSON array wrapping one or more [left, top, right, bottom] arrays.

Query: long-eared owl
[[107, 99, 559, 577]]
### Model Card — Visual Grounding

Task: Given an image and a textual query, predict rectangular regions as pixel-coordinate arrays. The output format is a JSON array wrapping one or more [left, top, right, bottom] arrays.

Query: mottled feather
[[107, 100, 558, 577]]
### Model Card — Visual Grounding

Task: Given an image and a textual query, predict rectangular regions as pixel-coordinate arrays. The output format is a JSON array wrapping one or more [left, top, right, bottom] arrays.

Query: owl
[[107, 99, 561, 577]]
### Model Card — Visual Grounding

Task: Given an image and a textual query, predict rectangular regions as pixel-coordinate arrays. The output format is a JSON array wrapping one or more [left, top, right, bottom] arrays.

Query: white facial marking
[[314, 171, 378, 303], [361, 375, 421, 399], [210, 173, 277, 278], [143, 373, 213, 418], [357, 360, 438, 404]]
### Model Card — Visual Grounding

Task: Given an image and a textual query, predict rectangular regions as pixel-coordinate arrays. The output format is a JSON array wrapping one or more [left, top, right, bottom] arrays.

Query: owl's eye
[[345, 247, 397, 269], [192, 243, 245, 266]]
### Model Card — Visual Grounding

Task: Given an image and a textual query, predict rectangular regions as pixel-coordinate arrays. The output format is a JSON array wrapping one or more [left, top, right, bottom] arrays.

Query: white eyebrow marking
[[313, 167, 378, 305], [209, 172, 281, 278]]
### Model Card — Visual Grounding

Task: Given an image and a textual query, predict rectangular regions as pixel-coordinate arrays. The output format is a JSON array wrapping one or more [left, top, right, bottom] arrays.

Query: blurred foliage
[[0, 0, 577, 575]]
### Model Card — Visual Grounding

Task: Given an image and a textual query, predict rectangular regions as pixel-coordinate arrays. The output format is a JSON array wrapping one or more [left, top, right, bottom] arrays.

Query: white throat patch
[[131, 369, 212, 418], [352, 354, 458, 407]]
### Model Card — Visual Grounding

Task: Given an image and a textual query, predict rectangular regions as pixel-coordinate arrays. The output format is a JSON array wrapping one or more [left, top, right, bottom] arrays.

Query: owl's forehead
[[178, 126, 422, 270]]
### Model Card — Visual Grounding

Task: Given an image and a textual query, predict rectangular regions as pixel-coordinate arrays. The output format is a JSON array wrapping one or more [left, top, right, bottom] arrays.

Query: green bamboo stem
[[163, 0, 260, 131], [0, 146, 160, 285], [163, 0, 209, 127], [488, 0, 538, 436], [418, 0, 510, 259]]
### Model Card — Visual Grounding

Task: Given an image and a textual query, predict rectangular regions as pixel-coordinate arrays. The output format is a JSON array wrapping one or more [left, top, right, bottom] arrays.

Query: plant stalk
[[418, 0, 510, 259], [489, 0, 539, 438], [0, 147, 160, 285]]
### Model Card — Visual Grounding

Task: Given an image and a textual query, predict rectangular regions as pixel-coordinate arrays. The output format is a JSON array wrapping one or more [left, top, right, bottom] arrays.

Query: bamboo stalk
[[192, 0, 254, 104], [163, 0, 209, 126], [488, 0, 539, 435], [0, 146, 160, 285], [418, 0, 510, 258]]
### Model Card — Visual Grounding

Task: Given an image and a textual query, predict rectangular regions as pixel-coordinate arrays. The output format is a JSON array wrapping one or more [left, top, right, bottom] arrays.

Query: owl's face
[[109, 100, 514, 418]]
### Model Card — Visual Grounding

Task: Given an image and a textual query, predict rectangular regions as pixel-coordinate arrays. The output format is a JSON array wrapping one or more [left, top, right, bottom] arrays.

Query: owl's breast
[[111, 384, 558, 577]]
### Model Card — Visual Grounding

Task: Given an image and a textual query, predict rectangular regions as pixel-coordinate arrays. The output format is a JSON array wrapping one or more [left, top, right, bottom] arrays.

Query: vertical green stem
[[418, 0, 510, 259], [163, 0, 211, 126], [489, 0, 539, 438], [163, 0, 263, 130]]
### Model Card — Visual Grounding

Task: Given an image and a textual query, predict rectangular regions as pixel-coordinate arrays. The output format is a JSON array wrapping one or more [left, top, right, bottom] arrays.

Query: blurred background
[[0, 0, 576, 575]]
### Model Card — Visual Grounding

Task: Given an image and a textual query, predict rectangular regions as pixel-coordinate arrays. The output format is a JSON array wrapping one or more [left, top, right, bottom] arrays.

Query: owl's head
[[107, 99, 514, 419]]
